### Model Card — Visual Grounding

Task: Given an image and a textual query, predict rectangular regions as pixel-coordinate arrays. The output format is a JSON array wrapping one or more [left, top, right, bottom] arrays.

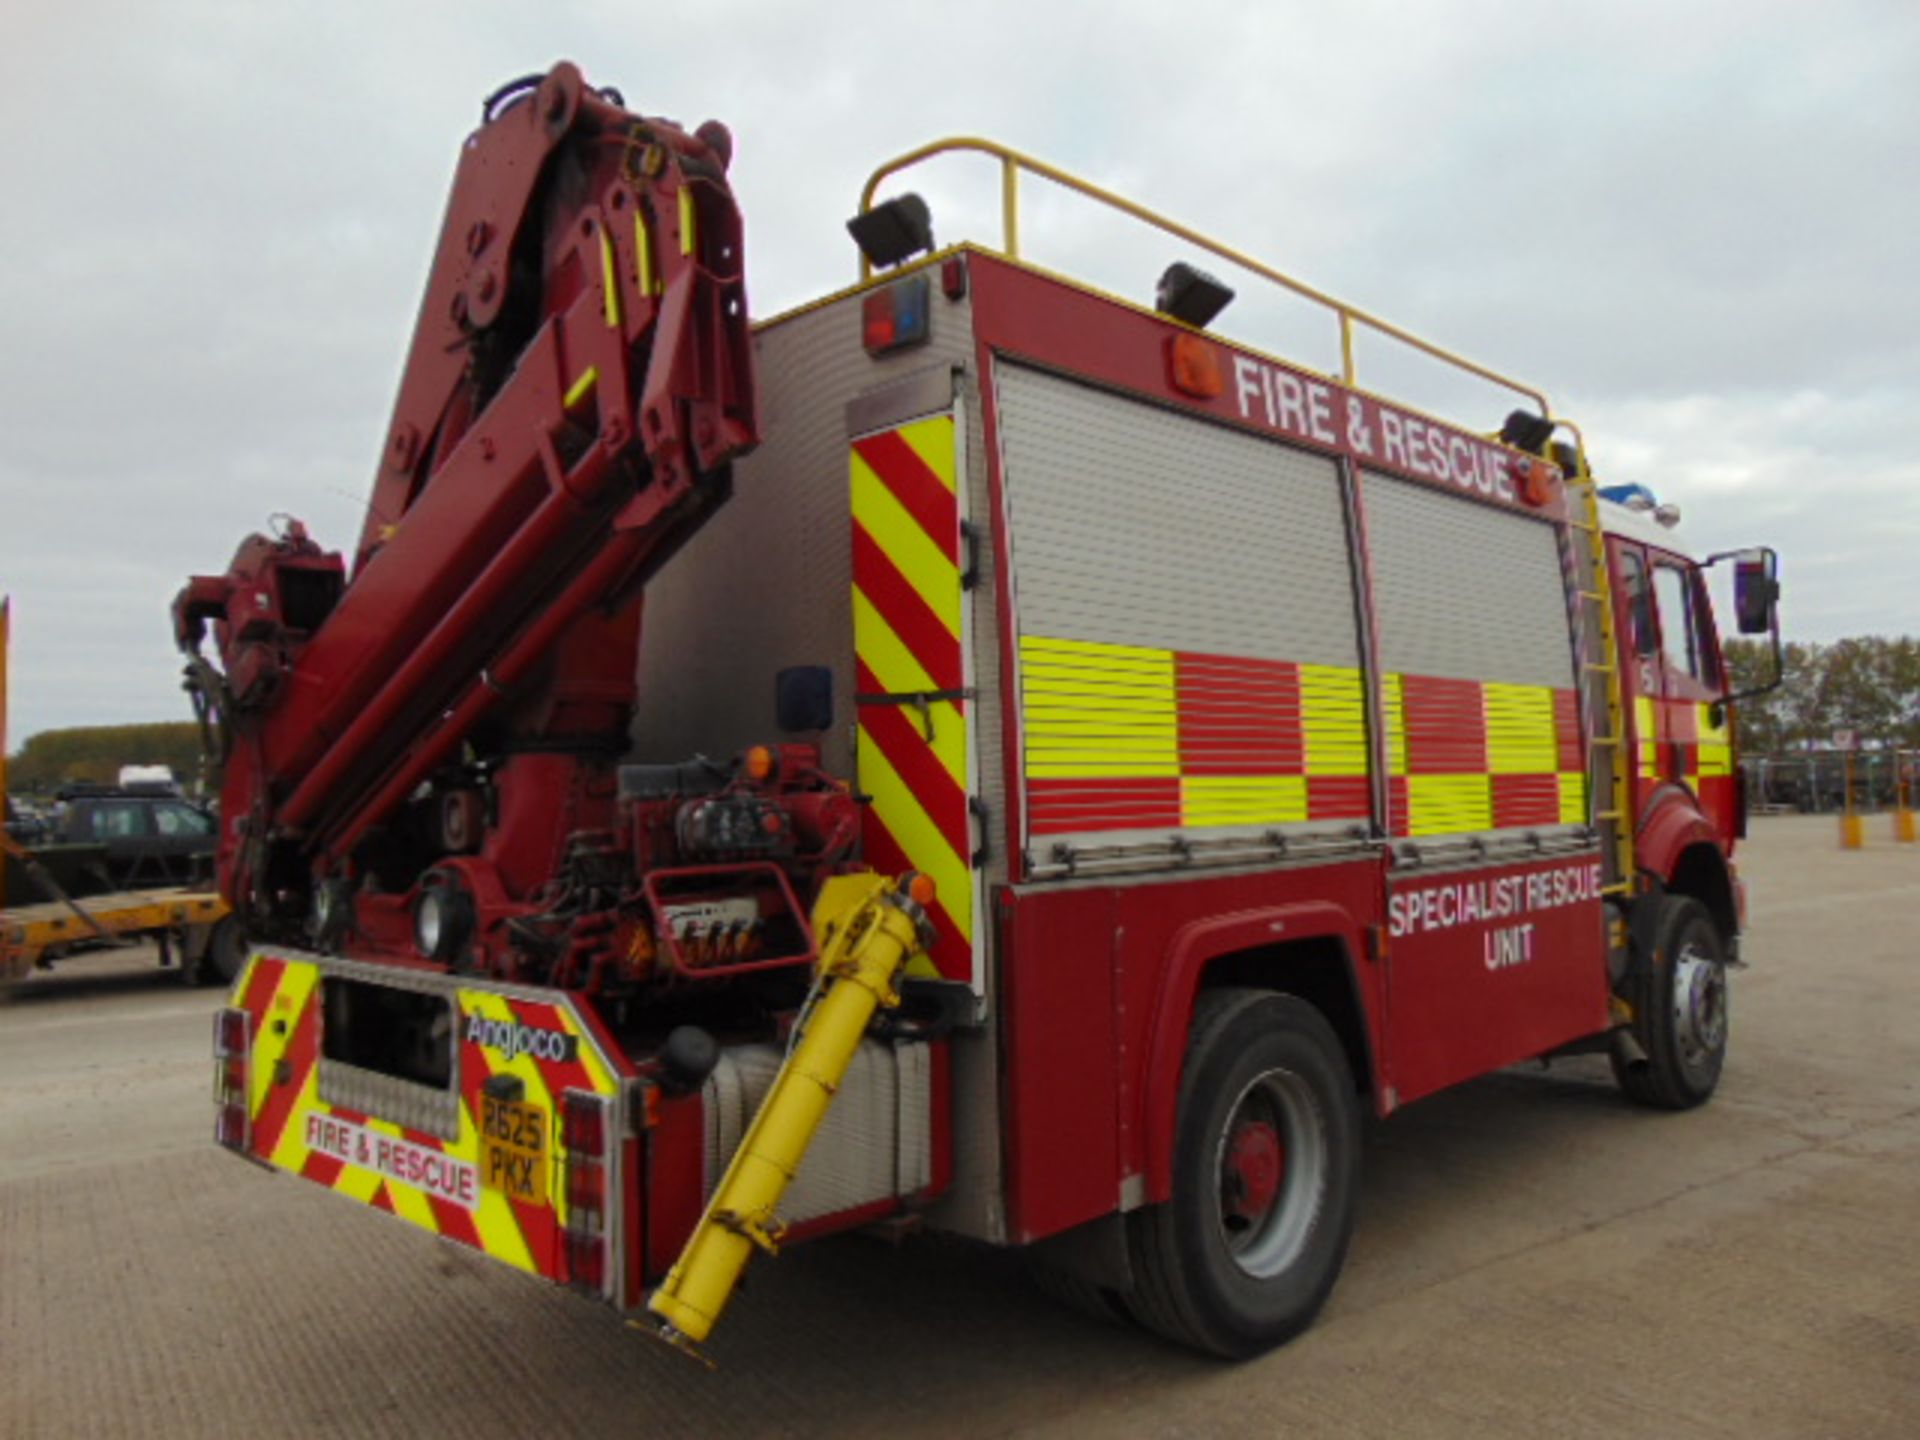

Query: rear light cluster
[[861, 274, 930, 355], [213, 1007, 251, 1152], [561, 1089, 613, 1294]]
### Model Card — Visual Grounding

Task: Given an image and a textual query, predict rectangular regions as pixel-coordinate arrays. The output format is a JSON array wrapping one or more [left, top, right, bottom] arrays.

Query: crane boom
[[174, 63, 759, 949]]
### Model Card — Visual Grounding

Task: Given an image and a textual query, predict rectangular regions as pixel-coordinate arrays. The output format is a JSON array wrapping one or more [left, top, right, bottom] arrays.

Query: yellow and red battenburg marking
[[1017, 637, 1585, 839], [850, 415, 973, 980], [1019, 637, 1372, 835], [230, 955, 617, 1281], [1634, 695, 1734, 808], [1385, 674, 1585, 835]]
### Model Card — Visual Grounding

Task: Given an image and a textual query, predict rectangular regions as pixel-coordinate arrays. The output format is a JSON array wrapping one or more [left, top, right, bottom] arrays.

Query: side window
[[89, 803, 144, 839], [1618, 549, 1656, 656], [154, 804, 212, 837], [1653, 563, 1701, 680], [1688, 569, 1723, 689]]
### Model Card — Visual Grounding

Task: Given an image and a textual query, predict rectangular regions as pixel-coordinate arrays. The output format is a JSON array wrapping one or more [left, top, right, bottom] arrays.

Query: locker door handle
[[969, 796, 990, 867], [959, 520, 981, 591]]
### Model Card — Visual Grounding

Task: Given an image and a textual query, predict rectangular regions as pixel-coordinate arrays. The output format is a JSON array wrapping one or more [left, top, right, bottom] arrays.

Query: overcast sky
[[2, 0, 1915, 747]]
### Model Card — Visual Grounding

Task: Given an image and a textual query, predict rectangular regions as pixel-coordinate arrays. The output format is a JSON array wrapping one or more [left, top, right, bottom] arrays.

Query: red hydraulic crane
[[173, 64, 810, 980]]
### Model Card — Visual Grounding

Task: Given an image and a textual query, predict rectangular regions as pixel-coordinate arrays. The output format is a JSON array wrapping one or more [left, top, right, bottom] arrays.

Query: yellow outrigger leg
[[645, 870, 935, 1359]]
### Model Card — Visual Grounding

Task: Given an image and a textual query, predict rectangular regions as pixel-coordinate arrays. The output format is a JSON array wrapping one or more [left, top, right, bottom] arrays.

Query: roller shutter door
[[1361, 470, 1585, 839], [996, 363, 1368, 865]]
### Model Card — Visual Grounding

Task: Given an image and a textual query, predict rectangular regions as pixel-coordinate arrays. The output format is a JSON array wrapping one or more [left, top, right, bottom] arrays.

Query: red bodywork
[[173, 66, 858, 989], [956, 252, 1736, 1243]]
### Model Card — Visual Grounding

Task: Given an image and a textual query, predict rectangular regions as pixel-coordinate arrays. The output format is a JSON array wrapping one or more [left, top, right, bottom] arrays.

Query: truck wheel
[[200, 917, 246, 987], [1611, 896, 1727, 1110], [1123, 989, 1360, 1358]]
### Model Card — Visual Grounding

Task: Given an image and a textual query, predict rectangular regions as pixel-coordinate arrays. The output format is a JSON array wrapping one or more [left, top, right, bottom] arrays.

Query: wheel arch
[[1636, 789, 1717, 883], [1140, 904, 1377, 1206], [1665, 841, 1738, 945], [1637, 791, 1738, 944]]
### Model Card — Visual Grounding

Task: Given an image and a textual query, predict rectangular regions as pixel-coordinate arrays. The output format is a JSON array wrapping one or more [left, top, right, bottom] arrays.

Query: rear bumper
[[220, 947, 946, 1314], [222, 949, 633, 1303]]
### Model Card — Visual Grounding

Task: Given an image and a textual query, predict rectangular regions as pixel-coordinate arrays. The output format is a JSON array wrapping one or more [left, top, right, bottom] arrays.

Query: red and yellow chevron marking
[[230, 955, 619, 1283], [1020, 637, 1372, 836], [1383, 673, 1585, 836], [851, 415, 973, 981]]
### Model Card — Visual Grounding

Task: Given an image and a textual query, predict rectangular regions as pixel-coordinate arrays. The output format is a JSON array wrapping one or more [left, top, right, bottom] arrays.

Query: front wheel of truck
[[1611, 895, 1728, 1110]]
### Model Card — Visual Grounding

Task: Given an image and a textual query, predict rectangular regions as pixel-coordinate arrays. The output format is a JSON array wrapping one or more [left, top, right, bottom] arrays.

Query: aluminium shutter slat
[[997, 364, 1367, 862], [999, 366, 1358, 665], [1362, 469, 1581, 842], [1363, 471, 1575, 690]]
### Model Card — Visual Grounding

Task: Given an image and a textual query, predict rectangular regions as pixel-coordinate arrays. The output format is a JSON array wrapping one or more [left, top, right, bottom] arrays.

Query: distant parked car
[[49, 792, 216, 889], [5, 795, 51, 845]]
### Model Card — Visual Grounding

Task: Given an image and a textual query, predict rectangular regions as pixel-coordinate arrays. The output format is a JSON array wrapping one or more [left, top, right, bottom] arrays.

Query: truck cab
[[1601, 488, 1780, 948]]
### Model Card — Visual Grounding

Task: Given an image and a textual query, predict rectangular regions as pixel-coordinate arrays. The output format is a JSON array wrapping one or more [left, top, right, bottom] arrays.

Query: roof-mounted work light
[[1155, 262, 1234, 329], [1499, 410, 1556, 456], [847, 193, 935, 270]]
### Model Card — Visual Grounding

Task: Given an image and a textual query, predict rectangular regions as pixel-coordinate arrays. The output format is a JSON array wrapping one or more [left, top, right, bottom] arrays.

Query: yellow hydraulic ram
[[645, 869, 935, 1358]]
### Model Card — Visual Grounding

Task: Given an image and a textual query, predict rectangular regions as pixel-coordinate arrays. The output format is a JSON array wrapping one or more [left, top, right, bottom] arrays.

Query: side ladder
[[1561, 439, 1634, 896]]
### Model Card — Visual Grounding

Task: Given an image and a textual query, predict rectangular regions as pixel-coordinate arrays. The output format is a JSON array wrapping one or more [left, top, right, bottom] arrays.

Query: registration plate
[[478, 1094, 549, 1205]]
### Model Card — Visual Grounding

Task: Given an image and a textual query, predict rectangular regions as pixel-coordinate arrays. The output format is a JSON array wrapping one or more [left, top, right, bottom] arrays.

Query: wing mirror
[[1732, 549, 1780, 635], [1706, 546, 1783, 705]]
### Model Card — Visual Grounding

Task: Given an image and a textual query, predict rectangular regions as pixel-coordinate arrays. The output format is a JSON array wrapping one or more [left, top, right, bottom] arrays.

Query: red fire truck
[[181, 66, 1781, 1360]]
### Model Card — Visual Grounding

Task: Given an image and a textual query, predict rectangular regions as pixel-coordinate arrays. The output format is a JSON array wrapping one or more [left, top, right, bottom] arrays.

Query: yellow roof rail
[[858, 137, 1552, 416]]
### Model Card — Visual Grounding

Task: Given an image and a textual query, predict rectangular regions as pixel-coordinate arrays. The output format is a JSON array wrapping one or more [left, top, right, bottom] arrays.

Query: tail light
[[861, 274, 931, 355], [213, 1007, 251, 1152], [561, 1089, 613, 1295]]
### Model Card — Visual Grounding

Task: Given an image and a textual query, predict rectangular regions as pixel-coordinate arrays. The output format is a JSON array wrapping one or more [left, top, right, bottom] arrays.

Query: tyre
[[1122, 989, 1361, 1358], [1610, 896, 1728, 1110], [197, 916, 246, 988]]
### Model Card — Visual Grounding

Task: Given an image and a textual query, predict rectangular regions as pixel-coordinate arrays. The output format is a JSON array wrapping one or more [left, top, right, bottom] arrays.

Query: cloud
[[1, 0, 1914, 744]]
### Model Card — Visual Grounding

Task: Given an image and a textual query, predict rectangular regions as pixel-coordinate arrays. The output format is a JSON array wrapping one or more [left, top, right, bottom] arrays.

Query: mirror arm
[[1722, 604, 1785, 711]]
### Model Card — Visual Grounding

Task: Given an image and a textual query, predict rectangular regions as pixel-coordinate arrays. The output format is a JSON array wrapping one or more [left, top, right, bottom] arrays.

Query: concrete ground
[[3, 813, 1916, 1438]]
